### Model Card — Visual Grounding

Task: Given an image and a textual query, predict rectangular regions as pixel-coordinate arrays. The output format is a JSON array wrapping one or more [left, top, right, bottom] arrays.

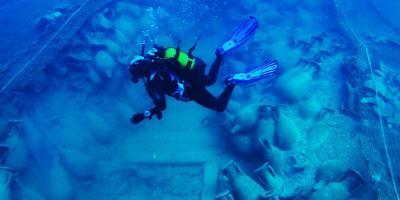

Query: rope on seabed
[[0, 0, 93, 95], [336, 0, 400, 199]]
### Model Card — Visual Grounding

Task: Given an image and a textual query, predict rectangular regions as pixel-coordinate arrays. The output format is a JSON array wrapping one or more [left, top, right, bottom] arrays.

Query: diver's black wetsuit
[[186, 54, 235, 111], [143, 53, 235, 120]]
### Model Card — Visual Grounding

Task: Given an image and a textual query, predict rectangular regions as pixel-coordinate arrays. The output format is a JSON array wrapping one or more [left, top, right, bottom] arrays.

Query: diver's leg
[[188, 84, 235, 112], [203, 53, 223, 86]]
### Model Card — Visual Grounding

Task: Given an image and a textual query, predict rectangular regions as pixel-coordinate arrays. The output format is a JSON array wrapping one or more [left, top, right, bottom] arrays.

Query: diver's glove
[[130, 113, 147, 124], [130, 110, 162, 124]]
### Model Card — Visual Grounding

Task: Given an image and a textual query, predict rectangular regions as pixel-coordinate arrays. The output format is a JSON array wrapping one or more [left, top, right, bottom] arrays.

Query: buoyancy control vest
[[164, 48, 196, 70], [161, 47, 206, 80]]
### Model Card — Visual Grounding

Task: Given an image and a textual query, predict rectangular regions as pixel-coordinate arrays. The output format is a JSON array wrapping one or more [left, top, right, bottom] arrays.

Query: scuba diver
[[129, 17, 278, 124]]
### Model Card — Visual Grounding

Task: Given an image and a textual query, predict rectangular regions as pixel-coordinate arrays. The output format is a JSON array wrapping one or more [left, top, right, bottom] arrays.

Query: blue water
[[1, 0, 400, 199]]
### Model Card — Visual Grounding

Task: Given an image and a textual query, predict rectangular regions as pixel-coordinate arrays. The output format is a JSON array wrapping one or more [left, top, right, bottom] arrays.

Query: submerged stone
[[256, 118, 275, 143], [102, 39, 122, 57], [223, 162, 268, 200], [273, 109, 301, 151], [275, 66, 317, 102], [114, 16, 137, 38], [46, 162, 73, 200], [115, 2, 142, 17], [94, 51, 116, 78], [92, 13, 113, 30], [298, 97, 322, 120]]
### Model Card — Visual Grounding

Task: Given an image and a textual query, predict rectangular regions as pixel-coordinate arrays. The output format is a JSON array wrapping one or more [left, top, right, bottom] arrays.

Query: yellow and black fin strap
[[188, 37, 201, 57], [175, 40, 182, 59]]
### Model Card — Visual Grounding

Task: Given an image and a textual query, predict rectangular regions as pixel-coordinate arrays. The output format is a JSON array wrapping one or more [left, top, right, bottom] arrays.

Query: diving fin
[[226, 60, 278, 84], [218, 16, 258, 55]]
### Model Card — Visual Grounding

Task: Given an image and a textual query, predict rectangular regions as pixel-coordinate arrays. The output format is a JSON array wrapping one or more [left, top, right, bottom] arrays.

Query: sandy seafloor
[[1, 0, 400, 199]]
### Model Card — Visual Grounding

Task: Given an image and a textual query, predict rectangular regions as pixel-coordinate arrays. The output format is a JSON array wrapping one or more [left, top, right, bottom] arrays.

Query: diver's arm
[[131, 75, 167, 124], [131, 92, 166, 124], [148, 91, 167, 119]]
